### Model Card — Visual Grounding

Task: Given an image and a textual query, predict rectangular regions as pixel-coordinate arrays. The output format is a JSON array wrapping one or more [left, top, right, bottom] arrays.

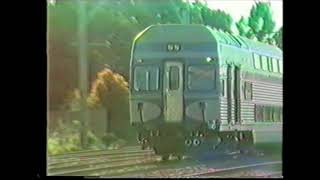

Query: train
[[129, 24, 282, 160]]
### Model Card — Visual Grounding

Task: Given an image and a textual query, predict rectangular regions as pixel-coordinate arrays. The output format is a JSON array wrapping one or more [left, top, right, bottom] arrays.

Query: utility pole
[[78, 0, 89, 149]]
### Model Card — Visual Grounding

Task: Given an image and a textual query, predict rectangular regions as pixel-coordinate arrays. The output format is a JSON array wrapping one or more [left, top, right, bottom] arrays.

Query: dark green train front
[[129, 24, 282, 157]]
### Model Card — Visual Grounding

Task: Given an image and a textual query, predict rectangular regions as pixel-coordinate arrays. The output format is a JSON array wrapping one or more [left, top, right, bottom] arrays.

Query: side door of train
[[226, 64, 241, 124], [163, 61, 184, 123]]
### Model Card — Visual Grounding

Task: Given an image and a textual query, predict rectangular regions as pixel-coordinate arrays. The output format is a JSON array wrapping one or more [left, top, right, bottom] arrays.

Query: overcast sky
[[205, 0, 283, 30]]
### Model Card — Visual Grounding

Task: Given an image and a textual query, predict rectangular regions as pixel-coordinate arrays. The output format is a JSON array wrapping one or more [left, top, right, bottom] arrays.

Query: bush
[[87, 68, 131, 139], [47, 120, 128, 155]]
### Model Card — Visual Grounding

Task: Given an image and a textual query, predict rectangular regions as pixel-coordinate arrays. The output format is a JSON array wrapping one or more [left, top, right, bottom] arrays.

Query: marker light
[[174, 44, 180, 51], [167, 44, 174, 51], [137, 59, 143, 63], [206, 57, 213, 62]]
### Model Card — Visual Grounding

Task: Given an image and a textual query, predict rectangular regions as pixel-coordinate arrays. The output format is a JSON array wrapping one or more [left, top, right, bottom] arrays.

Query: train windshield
[[169, 66, 180, 90], [188, 66, 215, 91], [134, 66, 159, 91]]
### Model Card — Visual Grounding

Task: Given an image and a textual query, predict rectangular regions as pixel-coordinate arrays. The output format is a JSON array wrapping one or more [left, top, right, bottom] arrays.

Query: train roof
[[209, 28, 282, 59], [133, 24, 282, 59]]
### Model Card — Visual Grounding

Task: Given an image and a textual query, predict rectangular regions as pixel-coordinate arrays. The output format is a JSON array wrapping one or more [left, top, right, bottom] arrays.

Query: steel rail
[[48, 157, 160, 176], [49, 146, 142, 159], [187, 161, 282, 177], [48, 149, 153, 165], [48, 152, 156, 171]]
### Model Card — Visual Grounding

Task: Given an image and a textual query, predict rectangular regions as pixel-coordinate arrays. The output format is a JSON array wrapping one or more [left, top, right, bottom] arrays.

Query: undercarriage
[[136, 126, 255, 160]]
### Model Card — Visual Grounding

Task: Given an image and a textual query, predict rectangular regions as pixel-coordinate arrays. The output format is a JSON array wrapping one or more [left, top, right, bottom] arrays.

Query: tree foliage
[[249, 2, 276, 41], [87, 68, 130, 138], [236, 1, 279, 45], [236, 16, 252, 38], [87, 69, 128, 108], [48, 0, 281, 110], [192, 1, 233, 33], [273, 27, 282, 49], [48, 2, 78, 110]]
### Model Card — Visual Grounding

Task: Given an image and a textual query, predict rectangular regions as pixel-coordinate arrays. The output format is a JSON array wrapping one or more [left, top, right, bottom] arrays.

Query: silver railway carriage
[[129, 24, 282, 158]]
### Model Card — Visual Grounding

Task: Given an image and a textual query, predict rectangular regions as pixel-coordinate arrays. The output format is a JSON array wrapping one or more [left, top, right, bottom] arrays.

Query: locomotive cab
[[129, 25, 221, 154]]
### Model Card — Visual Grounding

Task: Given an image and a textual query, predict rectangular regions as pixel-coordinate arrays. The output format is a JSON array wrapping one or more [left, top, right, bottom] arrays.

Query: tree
[[48, 1, 78, 110], [236, 16, 251, 37], [273, 27, 282, 49], [195, 2, 234, 33], [236, 1, 281, 48], [47, 0, 244, 110], [247, 2, 276, 42], [87, 68, 130, 138]]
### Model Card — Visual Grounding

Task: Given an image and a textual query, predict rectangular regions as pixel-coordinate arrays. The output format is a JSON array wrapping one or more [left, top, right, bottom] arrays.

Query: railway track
[[48, 149, 153, 165], [48, 146, 282, 177], [124, 159, 282, 178], [48, 146, 142, 161], [184, 161, 282, 178], [49, 157, 159, 176], [47, 146, 158, 176]]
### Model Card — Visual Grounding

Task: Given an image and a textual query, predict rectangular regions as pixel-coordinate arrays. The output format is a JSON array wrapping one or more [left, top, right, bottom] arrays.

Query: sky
[[205, 0, 283, 30]]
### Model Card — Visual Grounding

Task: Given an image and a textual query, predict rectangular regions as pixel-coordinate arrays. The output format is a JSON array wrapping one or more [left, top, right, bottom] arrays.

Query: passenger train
[[129, 24, 282, 160]]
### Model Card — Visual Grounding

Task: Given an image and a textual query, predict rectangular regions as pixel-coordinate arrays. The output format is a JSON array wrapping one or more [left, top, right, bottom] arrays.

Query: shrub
[[87, 68, 131, 139]]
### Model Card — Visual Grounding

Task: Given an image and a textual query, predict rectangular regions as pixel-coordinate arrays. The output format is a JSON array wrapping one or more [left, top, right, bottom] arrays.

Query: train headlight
[[137, 59, 143, 63], [193, 139, 201, 146], [185, 139, 192, 146], [174, 44, 180, 51], [167, 44, 174, 51], [206, 57, 213, 62]]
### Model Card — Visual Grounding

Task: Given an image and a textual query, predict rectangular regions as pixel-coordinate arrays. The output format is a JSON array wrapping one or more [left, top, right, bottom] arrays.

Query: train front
[[129, 24, 220, 157]]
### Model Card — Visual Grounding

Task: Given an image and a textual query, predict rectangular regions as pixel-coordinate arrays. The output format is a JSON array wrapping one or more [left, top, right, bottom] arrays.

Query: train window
[[253, 54, 261, 69], [279, 60, 283, 74], [149, 68, 160, 90], [169, 66, 180, 90], [255, 105, 282, 122], [221, 79, 225, 97], [270, 107, 275, 122], [244, 81, 252, 100], [261, 56, 268, 71], [134, 67, 147, 91], [188, 66, 215, 91], [267, 57, 273, 72], [134, 66, 159, 91], [263, 106, 269, 122], [255, 105, 263, 122], [273, 107, 280, 122], [271, 107, 277, 122], [272, 58, 279, 73], [279, 108, 283, 122]]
